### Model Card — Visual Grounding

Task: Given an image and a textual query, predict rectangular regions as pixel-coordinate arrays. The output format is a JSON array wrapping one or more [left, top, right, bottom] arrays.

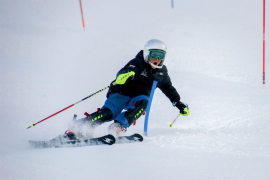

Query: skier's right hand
[[115, 71, 135, 85]]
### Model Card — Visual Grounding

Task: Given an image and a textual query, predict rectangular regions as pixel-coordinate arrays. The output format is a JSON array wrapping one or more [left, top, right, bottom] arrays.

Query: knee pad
[[124, 99, 148, 127]]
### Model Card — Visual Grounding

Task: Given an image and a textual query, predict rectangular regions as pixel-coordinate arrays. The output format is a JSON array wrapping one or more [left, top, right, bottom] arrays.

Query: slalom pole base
[[143, 132, 148, 137]]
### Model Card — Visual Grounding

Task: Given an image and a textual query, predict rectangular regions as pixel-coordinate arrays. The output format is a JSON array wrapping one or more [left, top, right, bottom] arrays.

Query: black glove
[[173, 101, 190, 116]]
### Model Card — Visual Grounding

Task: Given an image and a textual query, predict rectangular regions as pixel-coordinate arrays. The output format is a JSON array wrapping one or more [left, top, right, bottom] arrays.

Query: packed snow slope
[[1, 0, 270, 180]]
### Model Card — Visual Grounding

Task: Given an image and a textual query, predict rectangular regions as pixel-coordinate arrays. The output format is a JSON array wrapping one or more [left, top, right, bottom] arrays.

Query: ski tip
[[118, 133, 143, 142], [133, 133, 143, 142]]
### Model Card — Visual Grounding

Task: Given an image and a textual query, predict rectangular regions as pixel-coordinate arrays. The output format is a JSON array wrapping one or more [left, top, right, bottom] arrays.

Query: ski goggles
[[148, 50, 166, 61]]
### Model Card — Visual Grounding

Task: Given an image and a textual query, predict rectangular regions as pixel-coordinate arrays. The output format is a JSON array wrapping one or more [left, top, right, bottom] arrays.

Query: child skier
[[71, 39, 190, 138]]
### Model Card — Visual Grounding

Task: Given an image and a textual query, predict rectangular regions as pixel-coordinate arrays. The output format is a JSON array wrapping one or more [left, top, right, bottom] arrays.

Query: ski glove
[[173, 101, 190, 116], [115, 71, 135, 85]]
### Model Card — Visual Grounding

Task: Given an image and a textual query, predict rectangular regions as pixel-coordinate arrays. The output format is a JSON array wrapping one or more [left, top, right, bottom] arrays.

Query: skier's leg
[[124, 99, 148, 127], [72, 108, 113, 138], [109, 95, 148, 135], [76, 93, 129, 127], [81, 108, 113, 127]]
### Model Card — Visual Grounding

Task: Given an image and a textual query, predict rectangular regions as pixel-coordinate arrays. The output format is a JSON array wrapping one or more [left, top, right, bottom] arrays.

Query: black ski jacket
[[107, 50, 180, 103]]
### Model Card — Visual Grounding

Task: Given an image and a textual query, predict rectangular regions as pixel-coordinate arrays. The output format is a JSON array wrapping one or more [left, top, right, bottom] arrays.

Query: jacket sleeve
[[116, 59, 141, 78], [158, 68, 180, 103]]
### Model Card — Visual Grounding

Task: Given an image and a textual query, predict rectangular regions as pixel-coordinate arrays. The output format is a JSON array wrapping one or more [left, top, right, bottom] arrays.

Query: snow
[[1, 0, 270, 179]]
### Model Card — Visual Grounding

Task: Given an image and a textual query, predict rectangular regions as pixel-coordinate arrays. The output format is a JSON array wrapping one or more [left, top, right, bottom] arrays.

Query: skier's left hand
[[174, 101, 190, 116]]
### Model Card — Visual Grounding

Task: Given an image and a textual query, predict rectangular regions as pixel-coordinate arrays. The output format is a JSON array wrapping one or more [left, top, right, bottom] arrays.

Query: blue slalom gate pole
[[144, 80, 158, 136]]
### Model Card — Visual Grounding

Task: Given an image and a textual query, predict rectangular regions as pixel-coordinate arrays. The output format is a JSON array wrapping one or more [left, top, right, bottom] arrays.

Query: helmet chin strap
[[149, 62, 162, 69]]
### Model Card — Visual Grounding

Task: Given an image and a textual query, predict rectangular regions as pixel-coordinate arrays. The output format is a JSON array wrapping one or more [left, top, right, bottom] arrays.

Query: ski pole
[[26, 85, 110, 129], [79, 0, 85, 31], [168, 113, 181, 128]]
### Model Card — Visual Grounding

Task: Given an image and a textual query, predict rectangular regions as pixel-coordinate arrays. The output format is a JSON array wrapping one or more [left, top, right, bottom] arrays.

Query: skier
[[72, 39, 190, 138]]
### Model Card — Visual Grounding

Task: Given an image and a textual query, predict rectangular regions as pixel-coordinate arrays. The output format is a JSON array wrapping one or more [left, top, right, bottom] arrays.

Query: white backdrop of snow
[[0, 0, 270, 180]]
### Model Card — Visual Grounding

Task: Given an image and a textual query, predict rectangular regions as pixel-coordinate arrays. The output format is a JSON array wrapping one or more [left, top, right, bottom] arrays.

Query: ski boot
[[108, 121, 126, 137], [124, 99, 147, 127], [63, 130, 78, 140], [49, 130, 78, 145], [75, 108, 113, 128]]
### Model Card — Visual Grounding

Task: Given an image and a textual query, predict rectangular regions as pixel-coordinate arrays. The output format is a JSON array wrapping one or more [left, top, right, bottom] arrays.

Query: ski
[[117, 133, 143, 143], [29, 134, 115, 148]]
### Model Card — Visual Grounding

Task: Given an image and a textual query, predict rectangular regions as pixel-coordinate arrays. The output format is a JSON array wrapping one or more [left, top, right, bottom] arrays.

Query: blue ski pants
[[102, 93, 148, 129]]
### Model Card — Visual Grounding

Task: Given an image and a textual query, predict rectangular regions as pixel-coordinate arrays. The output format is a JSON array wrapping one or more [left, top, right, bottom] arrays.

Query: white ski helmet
[[143, 39, 167, 68]]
